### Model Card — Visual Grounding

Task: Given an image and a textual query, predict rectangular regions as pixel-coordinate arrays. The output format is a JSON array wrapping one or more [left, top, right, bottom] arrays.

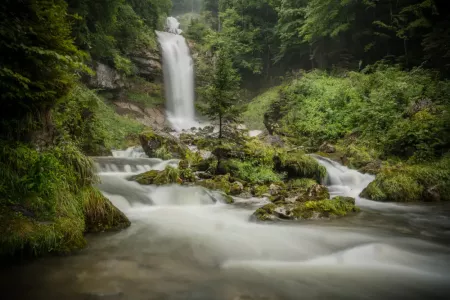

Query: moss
[[132, 166, 182, 185], [275, 151, 326, 182], [253, 197, 358, 222], [230, 181, 244, 195], [223, 194, 235, 204], [82, 188, 130, 233], [360, 156, 450, 202], [295, 198, 359, 218], [361, 173, 423, 202], [139, 129, 187, 158], [287, 178, 317, 190], [180, 167, 196, 183], [253, 203, 277, 221], [253, 185, 269, 197], [0, 206, 86, 258], [197, 174, 232, 194], [196, 137, 220, 150]]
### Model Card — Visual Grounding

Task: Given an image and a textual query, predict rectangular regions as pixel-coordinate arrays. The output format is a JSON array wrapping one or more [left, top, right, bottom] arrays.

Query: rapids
[[2, 150, 450, 300]]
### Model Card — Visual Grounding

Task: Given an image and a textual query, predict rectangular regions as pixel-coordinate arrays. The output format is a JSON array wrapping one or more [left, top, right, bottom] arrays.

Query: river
[[2, 150, 450, 299]]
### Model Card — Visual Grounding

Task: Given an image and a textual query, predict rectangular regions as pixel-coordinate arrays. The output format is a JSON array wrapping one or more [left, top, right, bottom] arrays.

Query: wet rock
[[252, 196, 359, 222], [230, 181, 244, 195], [305, 184, 330, 201], [139, 129, 188, 159]]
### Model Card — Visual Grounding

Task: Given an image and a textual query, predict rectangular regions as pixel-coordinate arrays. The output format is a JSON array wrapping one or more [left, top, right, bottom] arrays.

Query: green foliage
[[0, 0, 88, 136], [226, 160, 284, 184], [82, 187, 131, 232], [264, 67, 450, 161], [361, 155, 450, 202], [134, 166, 184, 185], [275, 151, 326, 182], [242, 86, 282, 130], [198, 47, 241, 138], [68, 0, 165, 70]]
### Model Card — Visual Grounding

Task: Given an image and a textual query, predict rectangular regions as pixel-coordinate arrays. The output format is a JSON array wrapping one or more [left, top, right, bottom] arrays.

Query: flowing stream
[[2, 150, 450, 299], [156, 17, 196, 131]]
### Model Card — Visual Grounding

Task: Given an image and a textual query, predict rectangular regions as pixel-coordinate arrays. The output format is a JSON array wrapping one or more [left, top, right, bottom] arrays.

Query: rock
[[89, 62, 125, 90], [129, 49, 162, 81], [139, 129, 188, 159], [269, 184, 281, 196], [114, 102, 166, 130], [230, 181, 244, 195], [319, 142, 336, 153], [252, 197, 359, 222], [197, 174, 233, 194], [131, 166, 182, 185], [305, 184, 330, 200], [424, 185, 441, 202]]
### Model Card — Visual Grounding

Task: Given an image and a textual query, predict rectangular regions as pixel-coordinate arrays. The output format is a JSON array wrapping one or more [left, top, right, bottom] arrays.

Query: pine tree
[[199, 47, 241, 139]]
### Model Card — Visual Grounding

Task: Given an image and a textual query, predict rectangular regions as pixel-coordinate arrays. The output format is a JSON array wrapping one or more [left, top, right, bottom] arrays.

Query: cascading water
[[3, 151, 450, 299], [156, 17, 196, 131]]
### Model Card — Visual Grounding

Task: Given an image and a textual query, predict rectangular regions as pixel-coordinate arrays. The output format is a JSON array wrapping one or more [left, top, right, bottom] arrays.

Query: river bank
[[2, 150, 450, 300]]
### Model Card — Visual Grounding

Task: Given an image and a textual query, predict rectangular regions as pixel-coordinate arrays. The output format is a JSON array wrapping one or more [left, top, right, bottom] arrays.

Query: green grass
[[242, 86, 282, 130], [97, 98, 145, 149]]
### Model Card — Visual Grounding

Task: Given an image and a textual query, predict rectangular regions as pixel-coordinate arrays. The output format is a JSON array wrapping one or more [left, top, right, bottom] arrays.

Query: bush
[[257, 67, 450, 160], [361, 156, 450, 202]]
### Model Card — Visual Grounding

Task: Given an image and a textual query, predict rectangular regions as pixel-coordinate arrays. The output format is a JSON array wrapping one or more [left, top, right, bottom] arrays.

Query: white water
[[157, 17, 197, 131], [4, 152, 450, 299]]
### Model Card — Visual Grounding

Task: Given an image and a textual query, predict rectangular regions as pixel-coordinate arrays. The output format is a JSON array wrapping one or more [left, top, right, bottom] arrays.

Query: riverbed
[[2, 154, 450, 300]]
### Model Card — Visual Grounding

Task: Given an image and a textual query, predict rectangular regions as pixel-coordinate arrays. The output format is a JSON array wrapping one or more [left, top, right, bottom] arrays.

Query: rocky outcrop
[[89, 62, 126, 90], [114, 102, 166, 130], [139, 129, 188, 159], [130, 49, 162, 82], [253, 196, 359, 221]]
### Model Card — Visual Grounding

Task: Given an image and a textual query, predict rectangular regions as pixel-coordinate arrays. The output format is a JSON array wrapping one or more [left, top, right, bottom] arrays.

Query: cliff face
[[88, 47, 167, 130]]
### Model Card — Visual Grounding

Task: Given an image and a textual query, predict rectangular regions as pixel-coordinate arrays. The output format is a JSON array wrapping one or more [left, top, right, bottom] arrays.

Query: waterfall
[[156, 17, 196, 131]]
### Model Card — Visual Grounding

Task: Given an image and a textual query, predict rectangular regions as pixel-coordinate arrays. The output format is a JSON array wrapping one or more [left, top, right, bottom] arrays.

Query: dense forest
[[1, 0, 449, 260]]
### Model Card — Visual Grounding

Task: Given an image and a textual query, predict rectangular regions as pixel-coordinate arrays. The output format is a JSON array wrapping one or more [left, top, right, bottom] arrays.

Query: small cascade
[[112, 146, 147, 158], [93, 157, 180, 173], [157, 17, 196, 131], [313, 155, 375, 199]]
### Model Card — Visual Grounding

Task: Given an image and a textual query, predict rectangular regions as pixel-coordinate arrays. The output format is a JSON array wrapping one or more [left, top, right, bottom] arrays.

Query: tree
[[199, 48, 241, 139], [0, 0, 87, 138]]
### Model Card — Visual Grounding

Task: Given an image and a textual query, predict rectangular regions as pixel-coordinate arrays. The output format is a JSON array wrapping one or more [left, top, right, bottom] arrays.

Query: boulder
[[319, 142, 336, 153], [252, 196, 359, 222], [89, 62, 125, 90], [139, 129, 188, 159], [230, 181, 244, 195]]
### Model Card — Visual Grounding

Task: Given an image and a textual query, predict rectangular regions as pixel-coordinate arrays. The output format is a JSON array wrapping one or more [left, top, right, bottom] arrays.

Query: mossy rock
[[269, 183, 330, 203], [0, 187, 130, 259], [0, 205, 87, 258], [131, 166, 182, 185], [139, 128, 188, 159], [252, 196, 359, 222], [274, 151, 326, 182], [82, 188, 130, 233], [360, 173, 423, 202], [197, 174, 233, 194]]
